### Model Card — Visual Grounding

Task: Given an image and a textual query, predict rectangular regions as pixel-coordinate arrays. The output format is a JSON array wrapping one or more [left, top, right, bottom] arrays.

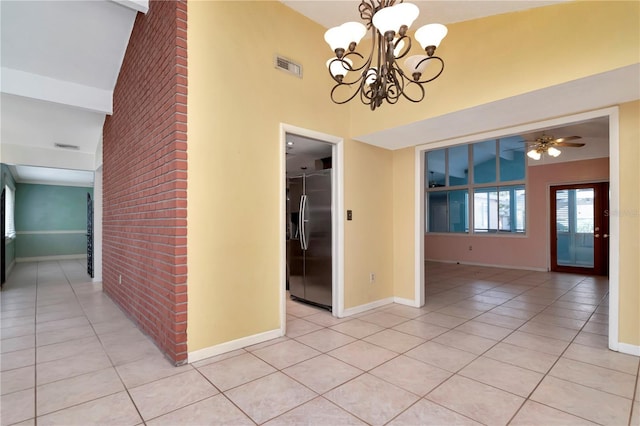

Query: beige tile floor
[[1, 260, 639, 425]]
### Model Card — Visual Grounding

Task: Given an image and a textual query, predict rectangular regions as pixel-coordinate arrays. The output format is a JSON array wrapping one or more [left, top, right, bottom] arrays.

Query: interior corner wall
[[102, 0, 188, 364]]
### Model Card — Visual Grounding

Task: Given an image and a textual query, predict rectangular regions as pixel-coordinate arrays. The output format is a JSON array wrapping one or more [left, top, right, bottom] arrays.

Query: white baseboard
[[393, 296, 420, 307], [187, 328, 284, 364], [341, 297, 394, 318], [425, 258, 547, 272], [16, 254, 87, 262], [617, 342, 640, 357]]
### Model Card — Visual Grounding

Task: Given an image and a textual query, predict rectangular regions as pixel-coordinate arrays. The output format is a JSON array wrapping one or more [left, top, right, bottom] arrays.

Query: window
[[426, 138, 526, 234], [4, 185, 16, 239], [473, 185, 525, 233], [427, 190, 468, 233]]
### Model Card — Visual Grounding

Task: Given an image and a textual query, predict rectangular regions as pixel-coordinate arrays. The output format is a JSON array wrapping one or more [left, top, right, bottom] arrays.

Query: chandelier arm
[[393, 35, 412, 60], [411, 56, 445, 84], [331, 78, 370, 105]]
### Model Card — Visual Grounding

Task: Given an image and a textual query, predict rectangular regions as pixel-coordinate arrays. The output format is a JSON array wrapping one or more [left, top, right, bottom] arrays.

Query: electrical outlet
[[468, 245, 473, 251], [119, 274, 122, 284], [370, 273, 375, 283]]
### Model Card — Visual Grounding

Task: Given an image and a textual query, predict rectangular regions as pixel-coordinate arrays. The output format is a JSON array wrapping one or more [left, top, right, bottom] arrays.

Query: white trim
[[341, 297, 394, 317], [279, 123, 345, 325], [394, 296, 420, 307], [16, 230, 87, 235], [16, 254, 87, 262], [414, 146, 425, 307], [425, 259, 547, 272], [607, 107, 620, 352], [414, 107, 621, 351], [617, 343, 640, 357], [187, 328, 283, 364]]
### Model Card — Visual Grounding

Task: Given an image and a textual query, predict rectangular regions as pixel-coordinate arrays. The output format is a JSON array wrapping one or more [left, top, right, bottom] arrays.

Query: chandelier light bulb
[[372, 2, 419, 37], [341, 22, 366, 49], [326, 57, 353, 81], [365, 68, 378, 86], [527, 149, 542, 160], [404, 55, 430, 79], [415, 23, 448, 55], [547, 146, 561, 157]]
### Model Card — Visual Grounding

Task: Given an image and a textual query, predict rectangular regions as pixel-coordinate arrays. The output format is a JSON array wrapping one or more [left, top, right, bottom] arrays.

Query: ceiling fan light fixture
[[527, 149, 542, 160], [547, 146, 561, 157]]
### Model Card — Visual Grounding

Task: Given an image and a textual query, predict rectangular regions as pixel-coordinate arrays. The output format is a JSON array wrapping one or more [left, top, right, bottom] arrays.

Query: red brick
[[103, 0, 188, 365]]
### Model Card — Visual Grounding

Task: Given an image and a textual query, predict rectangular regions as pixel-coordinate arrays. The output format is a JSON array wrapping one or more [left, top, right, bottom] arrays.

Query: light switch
[[347, 210, 353, 221]]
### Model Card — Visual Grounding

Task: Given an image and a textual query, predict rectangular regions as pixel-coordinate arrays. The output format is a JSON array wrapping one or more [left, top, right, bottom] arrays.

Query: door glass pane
[[557, 188, 594, 267], [426, 149, 446, 188], [473, 140, 496, 184], [448, 145, 468, 186]]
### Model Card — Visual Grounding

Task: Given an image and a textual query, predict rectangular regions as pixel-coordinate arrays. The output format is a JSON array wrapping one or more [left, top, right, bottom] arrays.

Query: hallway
[[1, 261, 638, 425]]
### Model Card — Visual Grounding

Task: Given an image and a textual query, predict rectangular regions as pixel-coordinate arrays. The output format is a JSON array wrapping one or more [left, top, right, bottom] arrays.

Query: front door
[[550, 182, 609, 275]]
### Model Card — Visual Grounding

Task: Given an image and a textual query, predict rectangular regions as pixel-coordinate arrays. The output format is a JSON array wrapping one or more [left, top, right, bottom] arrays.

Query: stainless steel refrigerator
[[287, 170, 332, 309]]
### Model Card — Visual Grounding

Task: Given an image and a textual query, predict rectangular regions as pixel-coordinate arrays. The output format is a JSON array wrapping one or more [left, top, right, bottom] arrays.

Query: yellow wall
[[187, 0, 640, 353], [392, 147, 416, 300], [618, 100, 640, 346], [187, 1, 346, 350], [350, 0, 640, 137], [343, 140, 394, 308], [187, 1, 395, 351]]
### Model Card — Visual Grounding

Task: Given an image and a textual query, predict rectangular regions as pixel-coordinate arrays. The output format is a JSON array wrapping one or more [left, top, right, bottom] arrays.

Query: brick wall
[[102, 0, 187, 364]]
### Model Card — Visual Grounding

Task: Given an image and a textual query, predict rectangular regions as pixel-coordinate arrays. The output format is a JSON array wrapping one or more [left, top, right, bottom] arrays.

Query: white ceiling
[[281, 0, 566, 29], [0, 0, 148, 183]]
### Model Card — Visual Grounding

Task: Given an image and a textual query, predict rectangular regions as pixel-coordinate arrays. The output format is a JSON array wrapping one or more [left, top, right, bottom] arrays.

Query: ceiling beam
[[1, 67, 113, 115]]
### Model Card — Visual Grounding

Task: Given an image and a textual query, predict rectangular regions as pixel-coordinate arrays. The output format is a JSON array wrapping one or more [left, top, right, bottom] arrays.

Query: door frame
[[415, 106, 621, 353], [279, 124, 345, 332], [549, 182, 609, 275]]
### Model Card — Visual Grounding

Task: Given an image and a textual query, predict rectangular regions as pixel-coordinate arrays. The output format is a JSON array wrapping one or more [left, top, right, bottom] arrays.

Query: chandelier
[[324, 0, 448, 111]]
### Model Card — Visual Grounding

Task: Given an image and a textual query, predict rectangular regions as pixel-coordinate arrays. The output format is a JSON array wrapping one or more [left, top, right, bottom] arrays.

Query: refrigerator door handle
[[299, 194, 308, 250]]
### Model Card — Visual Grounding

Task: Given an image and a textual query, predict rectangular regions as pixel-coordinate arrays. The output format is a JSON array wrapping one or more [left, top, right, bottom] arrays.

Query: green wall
[[15, 183, 93, 259], [1, 164, 17, 271]]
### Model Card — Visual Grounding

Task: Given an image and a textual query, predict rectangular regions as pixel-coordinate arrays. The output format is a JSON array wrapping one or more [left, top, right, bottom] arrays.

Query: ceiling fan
[[525, 134, 585, 160]]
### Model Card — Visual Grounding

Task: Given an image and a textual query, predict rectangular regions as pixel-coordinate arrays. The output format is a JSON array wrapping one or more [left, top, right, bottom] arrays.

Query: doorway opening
[[280, 124, 344, 329], [417, 107, 620, 352]]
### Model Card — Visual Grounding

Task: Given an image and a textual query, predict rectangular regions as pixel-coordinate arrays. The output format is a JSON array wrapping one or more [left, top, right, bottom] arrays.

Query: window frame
[[425, 139, 527, 236]]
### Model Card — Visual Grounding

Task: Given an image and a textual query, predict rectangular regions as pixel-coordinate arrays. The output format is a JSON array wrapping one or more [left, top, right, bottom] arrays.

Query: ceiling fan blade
[[554, 135, 581, 143], [555, 142, 585, 147]]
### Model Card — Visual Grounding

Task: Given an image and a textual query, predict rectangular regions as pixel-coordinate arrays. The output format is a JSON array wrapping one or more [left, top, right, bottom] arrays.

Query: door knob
[[594, 234, 600, 238], [603, 234, 609, 238]]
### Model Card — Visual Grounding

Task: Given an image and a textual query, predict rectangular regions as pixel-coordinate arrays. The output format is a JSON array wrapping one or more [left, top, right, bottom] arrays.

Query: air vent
[[275, 55, 302, 78], [54, 143, 80, 150]]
